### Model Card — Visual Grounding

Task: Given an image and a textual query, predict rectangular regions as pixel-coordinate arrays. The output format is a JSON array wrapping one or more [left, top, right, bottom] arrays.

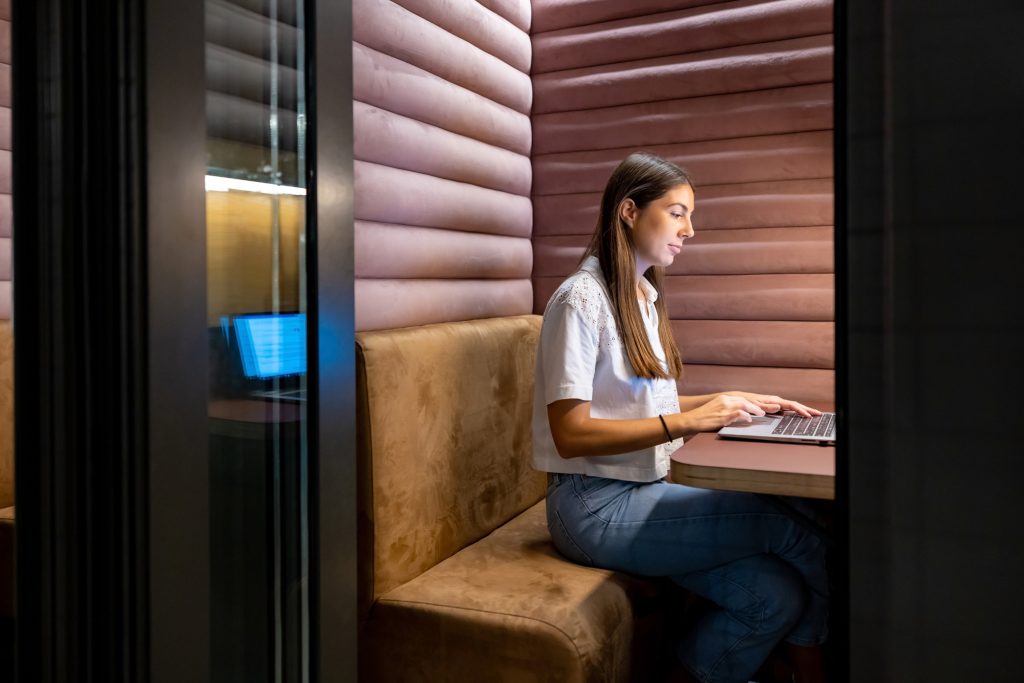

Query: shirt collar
[[580, 255, 659, 303]]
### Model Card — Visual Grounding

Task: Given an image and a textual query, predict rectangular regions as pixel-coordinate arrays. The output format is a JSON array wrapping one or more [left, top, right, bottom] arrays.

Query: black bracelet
[[658, 414, 674, 443]]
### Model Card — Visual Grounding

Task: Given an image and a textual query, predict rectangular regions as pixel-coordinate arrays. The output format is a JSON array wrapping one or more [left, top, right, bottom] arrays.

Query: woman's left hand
[[722, 391, 822, 418]]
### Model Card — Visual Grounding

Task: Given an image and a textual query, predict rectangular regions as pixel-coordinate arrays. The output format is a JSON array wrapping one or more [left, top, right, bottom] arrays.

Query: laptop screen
[[234, 313, 307, 379]]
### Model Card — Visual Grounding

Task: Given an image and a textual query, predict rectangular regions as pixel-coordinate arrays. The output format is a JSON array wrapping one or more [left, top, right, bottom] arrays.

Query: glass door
[[205, 1, 310, 680]]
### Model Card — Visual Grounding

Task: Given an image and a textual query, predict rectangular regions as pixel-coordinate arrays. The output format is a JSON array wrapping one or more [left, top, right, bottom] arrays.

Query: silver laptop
[[717, 411, 836, 446]]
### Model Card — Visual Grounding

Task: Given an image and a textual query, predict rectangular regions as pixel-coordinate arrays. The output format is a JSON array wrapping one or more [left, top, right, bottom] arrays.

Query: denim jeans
[[546, 473, 829, 683]]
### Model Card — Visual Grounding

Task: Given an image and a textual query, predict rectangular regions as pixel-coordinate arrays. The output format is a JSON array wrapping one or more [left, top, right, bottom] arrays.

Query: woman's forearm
[[678, 392, 730, 412], [548, 400, 698, 459]]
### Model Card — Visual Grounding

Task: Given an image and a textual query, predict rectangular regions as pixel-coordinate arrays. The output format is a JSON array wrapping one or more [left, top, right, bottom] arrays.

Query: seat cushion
[[363, 501, 680, 682]]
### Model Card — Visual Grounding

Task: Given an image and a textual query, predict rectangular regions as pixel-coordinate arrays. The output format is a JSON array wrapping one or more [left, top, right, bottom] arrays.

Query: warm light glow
[[205, 175, 307, 196]]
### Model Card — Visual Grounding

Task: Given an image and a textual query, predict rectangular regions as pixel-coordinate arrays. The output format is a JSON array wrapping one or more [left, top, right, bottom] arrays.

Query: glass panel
[[205, 1, 308, 680]]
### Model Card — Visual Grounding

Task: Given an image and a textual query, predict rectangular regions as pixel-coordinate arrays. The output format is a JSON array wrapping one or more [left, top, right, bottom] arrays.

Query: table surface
[[670, 402, 835, 500]]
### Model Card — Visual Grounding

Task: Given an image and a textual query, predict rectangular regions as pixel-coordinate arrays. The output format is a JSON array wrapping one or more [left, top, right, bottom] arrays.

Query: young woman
[[532, 152, 829, 683]]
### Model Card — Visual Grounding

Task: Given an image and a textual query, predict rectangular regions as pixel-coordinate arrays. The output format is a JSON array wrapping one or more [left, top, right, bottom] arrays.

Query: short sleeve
[[539, 297, 600, 404]]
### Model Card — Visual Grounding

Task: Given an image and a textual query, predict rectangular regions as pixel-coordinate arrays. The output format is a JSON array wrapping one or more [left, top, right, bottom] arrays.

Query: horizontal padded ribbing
[[677, 364, 834, 403], [476, 0, 530, 33], [354, 102, 531, 196], [0, 237, 8, 279], [533, 179, 834, 235], [0, 281, 8, 319], [533, 34, 832, 115], [354, 161, 532, 238], [534, 131, 832, 194], [354, 0, 531, 114], [206, 43, 300, 111], [663, 274, 833, 320], [0, 150, 8, 194], [0, 19, 7, 64], [533, 273, 833, 321], [0, 195, 9, 238], [0, 65, 9, 107], [674, 320, 833, 368], [355, 222, 532, 279], [533, 0, 717, 34], [356, 279, 532, 331], [207, 91, 297, 150], [392, 0, 530, 73], [0, 103, 8, 150], [353, 43, 530, 156], [533, 0, 831, 74], [533, 226, 833, 277], [207, 0, 298, 68], [533, 83, 832, 156]]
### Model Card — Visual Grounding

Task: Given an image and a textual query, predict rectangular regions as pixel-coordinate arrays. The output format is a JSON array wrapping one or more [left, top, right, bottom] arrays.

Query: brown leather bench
[[356, 314, 680, 681]]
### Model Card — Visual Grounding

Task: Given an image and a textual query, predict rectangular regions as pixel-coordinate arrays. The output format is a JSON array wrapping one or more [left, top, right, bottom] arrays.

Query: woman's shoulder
[[543, 269, 615, 336]]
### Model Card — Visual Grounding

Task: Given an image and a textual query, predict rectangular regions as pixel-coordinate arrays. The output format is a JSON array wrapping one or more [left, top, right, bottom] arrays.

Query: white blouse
[[531, 255, 684, 482]]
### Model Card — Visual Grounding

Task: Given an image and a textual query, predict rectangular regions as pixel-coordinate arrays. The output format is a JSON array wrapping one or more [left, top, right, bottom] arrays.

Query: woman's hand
[[672, 394, 769, 436], [722, 391, 822, 418]]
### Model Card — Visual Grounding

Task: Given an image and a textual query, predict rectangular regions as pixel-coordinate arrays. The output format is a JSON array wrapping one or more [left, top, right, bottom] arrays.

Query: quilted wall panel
[[0, 1, 9, 321], [530, 0, 835, 403], [352, 0, 533, 331]]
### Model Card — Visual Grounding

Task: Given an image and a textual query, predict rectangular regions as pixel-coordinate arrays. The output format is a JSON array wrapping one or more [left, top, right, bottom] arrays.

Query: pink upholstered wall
[[352, 0, 534, 331], [0, 0, 9, 321], [530, 0, 835, 403]]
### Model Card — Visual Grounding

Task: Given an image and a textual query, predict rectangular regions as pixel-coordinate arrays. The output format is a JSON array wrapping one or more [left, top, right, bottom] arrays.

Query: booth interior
[[0, 0, 835, 680]]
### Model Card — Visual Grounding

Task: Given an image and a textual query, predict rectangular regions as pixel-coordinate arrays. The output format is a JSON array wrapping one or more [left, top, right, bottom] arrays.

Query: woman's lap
[[545, 473, 829, 647]]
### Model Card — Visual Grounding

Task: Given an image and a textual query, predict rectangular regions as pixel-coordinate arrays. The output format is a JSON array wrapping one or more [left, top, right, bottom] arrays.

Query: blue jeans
[[546, 473, 829, 683]]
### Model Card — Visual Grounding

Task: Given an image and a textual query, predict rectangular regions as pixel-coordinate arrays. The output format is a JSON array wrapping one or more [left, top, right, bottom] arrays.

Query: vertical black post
[[13, 0, 209, 680], [307, 0, 357, 681]]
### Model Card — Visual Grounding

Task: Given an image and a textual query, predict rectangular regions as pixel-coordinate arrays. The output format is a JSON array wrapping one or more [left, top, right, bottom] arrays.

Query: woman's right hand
[[673, 394, 766, 436]]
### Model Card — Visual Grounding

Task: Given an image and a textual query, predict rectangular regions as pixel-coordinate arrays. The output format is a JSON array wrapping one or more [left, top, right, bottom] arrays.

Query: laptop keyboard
[[771, 412, 836, 438]]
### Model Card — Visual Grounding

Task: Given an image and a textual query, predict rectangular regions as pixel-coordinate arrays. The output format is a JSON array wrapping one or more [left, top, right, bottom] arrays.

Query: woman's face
[[620, 183, 695, 275]]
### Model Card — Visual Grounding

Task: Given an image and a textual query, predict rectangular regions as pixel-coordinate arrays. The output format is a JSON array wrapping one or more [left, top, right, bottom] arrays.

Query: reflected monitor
[[234, 312, 307, 379]]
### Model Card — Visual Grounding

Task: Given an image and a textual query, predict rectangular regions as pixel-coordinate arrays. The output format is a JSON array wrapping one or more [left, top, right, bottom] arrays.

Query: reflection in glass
[[205, 1, 308, 681]]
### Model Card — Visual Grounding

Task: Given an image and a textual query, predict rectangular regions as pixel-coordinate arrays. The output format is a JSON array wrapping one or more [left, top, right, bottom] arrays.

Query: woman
[[532, 152, 829, 683]]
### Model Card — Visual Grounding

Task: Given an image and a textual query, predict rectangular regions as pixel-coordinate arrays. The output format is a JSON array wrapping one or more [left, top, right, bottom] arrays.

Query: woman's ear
[[619, 198, 637, 228]]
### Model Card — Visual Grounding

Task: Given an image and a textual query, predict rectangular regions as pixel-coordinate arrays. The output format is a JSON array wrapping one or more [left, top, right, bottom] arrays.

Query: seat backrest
[[356, 314, 545, 618]]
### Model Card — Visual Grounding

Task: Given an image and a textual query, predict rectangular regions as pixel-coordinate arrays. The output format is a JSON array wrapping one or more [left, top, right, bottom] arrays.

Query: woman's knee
[[755, 558, 807, 635]]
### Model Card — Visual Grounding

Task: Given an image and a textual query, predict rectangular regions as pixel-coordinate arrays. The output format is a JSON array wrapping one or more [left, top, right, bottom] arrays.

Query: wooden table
[[670, 403, 835, 500]]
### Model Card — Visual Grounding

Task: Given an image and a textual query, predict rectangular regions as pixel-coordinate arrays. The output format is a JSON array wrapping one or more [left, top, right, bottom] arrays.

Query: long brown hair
[[580, 152, 693, 380]]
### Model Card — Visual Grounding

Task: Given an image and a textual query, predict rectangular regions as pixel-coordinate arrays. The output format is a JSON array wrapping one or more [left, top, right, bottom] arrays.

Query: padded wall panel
[[356, 280, 533, 332], [533, 0, 717, 33], [532, 0, 834, 403], [477, 0, 530, 33], [354, 102, 531, 196], [533, 179, 834, 236], [534, 131, 832, 194], [354, 0, 531, 330], [533, 34, 832, 115], [355, 222, 532, 279], [0, 14, 8, 322], [353, 44, 530, 156], [533, 83, 832, 155], [354, 0, 531, 113], [673, 320, 834, 369], [662, 274, 834, 321], [392, 0, 530, 73], [355, 161, 531, 238], [533, 226, 834, 277], [677, 364, 834, 404], [533, 0, 831, 74]]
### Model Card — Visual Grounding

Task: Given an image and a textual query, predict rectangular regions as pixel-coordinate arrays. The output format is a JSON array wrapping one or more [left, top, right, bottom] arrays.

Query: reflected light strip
[[205, 175, 307, 196]]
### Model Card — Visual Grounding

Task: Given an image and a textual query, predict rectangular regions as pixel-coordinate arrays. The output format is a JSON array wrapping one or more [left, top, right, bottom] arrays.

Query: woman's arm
[[547, 395, 767, 459], [678, 391, 821, 417]]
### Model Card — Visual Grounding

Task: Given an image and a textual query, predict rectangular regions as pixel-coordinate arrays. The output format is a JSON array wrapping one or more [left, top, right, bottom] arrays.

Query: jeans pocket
[[550, 509, 594, 566]]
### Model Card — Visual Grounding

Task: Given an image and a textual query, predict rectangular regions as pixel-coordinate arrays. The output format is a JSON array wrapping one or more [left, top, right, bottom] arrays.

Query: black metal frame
[[307, 0, 357, 681], [13, 0, 209, 679]]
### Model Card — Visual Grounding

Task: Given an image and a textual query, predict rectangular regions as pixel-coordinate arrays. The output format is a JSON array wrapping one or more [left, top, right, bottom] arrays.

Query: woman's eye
[[671, 213, 682, 219]]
